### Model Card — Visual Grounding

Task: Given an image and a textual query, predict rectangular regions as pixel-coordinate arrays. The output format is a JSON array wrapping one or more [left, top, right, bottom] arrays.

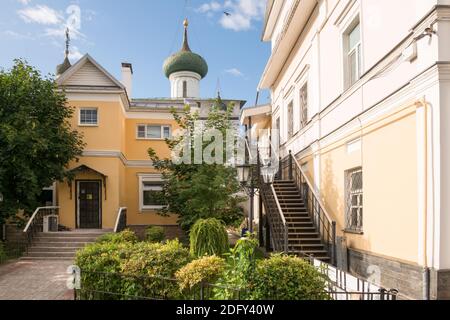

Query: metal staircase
[[256, 147, 337, 265]]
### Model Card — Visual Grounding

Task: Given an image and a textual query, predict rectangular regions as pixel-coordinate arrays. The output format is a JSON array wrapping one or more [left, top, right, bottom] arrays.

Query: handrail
[[270, 184, 287, 227], [270, 184, 289, 252], [114, 207, 127, 233], [291, 156, 334, 224], [23, 206, 59, 233]]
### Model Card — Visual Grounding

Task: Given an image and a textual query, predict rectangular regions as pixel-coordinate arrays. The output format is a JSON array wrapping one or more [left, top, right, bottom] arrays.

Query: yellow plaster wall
[[303, 106, 419, 264], [68, 101, 124, 151], [57, 157, 121, 229], [124, 118, 179, 160], [124, 167, 179, 226]]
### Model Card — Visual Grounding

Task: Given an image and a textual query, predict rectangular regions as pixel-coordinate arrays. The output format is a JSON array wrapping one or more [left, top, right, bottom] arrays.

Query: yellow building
[[50, 21, 244, 237]]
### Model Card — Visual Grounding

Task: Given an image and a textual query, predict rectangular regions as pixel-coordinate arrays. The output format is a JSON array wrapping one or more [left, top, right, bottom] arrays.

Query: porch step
[[21, 230, 110, 261]]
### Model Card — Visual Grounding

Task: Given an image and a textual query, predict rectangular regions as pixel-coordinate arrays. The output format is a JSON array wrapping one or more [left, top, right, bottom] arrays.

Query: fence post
[[288, 151, 293, 180], [200, 282, 204, 300]]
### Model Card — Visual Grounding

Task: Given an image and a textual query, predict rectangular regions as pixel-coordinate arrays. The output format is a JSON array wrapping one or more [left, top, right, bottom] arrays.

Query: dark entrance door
[[78, 181, 101, 229]]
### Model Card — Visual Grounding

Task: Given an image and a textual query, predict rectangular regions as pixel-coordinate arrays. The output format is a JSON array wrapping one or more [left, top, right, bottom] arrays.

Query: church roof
[[163, 19, 208, 79]]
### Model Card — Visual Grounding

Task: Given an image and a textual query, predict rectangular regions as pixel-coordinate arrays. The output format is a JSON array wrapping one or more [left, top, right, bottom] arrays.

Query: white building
[[254, 0, 450, 299]]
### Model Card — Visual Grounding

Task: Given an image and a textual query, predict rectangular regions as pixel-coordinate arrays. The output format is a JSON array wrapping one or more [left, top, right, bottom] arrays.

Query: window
[[345, 167, 363, 232], [345, 20, 362, 88], [275, 117, 281, 149], [139, 175, 166, 211], [136, 125, 171, 140], [287, 101, 294, 139], [79, 108, 98, 126], [182, 81, 187, 98], [299, 83, 308, 129]]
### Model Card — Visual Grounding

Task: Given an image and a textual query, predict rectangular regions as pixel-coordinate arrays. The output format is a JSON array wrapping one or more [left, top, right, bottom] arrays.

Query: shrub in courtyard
[[74, 242, 134, 298], [249, 254, 329, 300], [120, 240, 191, 299], [96, 229, 138, 244], [175, 255, 226, 293], [190, 218, 229, 258], [213, 236, 259, 300], [145, 226, 165, 243]]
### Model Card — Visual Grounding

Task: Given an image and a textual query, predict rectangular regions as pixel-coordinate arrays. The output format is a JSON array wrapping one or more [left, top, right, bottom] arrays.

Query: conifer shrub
[[189, 218, 229, 258]]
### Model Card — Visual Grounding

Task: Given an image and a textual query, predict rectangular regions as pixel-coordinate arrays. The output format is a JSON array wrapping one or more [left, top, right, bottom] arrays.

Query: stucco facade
[[250, 0, 450, 299]]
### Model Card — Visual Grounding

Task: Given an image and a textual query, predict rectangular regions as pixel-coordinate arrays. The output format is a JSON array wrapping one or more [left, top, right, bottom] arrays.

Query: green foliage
[[148, 102, 246, 231], [75, 239, 191, 300], [190, 218, 229, 258], [145, 226, 165, 243], [213, 235, 259, 300], [249, 254, 330, 300], [175, 255, 226, 292], [96, 229, 138, 244], [0, 60, 85, 223]]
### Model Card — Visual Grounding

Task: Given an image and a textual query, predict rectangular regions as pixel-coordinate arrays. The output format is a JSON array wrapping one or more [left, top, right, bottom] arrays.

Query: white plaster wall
[[169, 71, 201, 98]]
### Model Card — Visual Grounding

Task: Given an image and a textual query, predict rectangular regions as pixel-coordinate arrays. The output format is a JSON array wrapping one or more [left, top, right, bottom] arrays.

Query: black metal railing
[[278, 152, 337, 265], [72, 268, 397, 301], [114, 207, 127, 233], [73, 270, 244, 301], [23, 206, 59, 253]]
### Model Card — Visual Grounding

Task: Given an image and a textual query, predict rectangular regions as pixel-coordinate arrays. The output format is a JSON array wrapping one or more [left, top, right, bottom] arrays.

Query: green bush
[[190, 218, 229, 258], [96, 229, 138, 244], [75, 238, 191, 300], [249, 254, 329, 300], [175, 256, 226, 292], [213, 236, 259, 300], [146, 226, 165, 243]]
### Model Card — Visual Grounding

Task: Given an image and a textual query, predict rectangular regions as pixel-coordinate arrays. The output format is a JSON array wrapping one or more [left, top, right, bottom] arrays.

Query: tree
[[0, 59, 85, 224], [148, 101, 246, 231]]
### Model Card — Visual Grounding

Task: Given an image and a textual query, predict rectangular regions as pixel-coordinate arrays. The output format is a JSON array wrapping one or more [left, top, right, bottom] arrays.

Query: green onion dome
[[163, 19, 208, 79]]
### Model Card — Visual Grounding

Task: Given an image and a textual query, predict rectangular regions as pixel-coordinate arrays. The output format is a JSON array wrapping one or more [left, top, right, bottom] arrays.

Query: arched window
[[182, 81, 187, 98]]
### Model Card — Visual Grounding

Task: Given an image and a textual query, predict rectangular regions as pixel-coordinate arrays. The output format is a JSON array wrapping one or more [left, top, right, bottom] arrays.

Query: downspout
[[416, 98, 430, 300]]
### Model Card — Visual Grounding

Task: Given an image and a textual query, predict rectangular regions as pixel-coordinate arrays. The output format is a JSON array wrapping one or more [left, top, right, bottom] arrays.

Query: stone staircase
[[273, 180, 331, 263], [21, 229, 112, 261]]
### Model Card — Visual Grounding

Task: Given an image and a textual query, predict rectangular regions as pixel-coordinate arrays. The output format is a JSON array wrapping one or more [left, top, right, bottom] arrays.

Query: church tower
[[163, 19, 208, 99]]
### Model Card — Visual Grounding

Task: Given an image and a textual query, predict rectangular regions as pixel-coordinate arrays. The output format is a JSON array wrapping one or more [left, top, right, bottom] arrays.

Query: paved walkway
[[0, 260, 74, 300]]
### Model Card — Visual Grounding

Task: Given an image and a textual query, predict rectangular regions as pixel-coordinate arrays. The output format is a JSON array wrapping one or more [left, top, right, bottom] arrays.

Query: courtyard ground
[[0, 259, 74, 300]]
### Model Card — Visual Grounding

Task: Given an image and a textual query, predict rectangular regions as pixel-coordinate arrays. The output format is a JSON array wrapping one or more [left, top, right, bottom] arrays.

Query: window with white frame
[[139, 175, 166, 211], [79, 108, 98, 126], [287, 101, 294, 139], [136, 125, 171, 140], [344, 19, 362, 88], [345, 167, 363, 232], [299, 83, 308, 129]]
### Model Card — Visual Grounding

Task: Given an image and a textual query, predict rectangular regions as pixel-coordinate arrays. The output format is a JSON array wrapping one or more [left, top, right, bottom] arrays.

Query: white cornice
[[82, 150, 154, 168]]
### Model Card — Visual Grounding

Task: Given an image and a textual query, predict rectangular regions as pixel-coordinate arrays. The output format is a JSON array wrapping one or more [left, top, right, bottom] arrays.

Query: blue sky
[[0, 0, 271, 106]]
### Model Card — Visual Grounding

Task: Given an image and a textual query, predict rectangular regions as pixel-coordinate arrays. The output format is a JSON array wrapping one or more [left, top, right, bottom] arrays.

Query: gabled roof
[[56, 54, 125, 90]]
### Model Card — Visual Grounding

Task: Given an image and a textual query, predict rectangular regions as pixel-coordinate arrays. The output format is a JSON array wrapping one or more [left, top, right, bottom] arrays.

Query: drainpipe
[[416, 98, 431, 300]]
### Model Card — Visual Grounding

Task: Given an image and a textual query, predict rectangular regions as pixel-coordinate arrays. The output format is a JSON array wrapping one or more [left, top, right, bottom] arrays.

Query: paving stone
[[0, 259, 74, 300]]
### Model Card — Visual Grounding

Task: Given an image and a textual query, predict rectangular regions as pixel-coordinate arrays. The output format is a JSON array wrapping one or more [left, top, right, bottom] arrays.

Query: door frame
[[75, 180, 103, 229]]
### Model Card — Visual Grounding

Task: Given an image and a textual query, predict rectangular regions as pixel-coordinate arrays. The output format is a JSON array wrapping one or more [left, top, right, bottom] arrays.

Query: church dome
[[163, 19, 208, 79], [56, 57, 71, 77]]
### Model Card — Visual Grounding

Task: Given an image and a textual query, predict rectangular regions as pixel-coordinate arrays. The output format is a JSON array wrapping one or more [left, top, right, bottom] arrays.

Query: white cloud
[[225, 68, 244, 77], [197, 0, 266, 31], [196, 1, 222, 13], [18, 5, 62, 25], [17, 0, 32, 5], [68, 46, 83, 61]]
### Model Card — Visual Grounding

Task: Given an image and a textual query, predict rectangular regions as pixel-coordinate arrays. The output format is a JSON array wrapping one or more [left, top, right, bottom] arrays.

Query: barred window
[[345, 167, 363, 232], [287, 101, 294, 139], [79, 108, 98, 126], [300, 83, 308, 129]]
